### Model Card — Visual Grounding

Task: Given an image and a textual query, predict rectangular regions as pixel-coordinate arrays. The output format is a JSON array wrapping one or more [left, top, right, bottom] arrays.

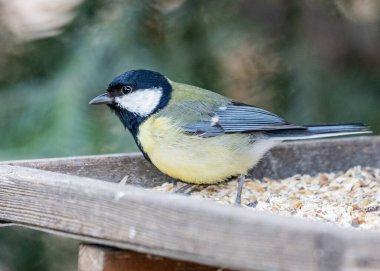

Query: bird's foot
[[174, 183, 194, 194]]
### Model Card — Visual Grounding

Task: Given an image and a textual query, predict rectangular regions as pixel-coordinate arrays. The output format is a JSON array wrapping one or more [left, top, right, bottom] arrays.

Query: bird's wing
[[180, 101, 305, 137]]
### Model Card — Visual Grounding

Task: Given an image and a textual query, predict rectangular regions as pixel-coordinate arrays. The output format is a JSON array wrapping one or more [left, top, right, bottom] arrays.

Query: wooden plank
[[78, 244, 234, 271], [78, 244, 105, 271], [1, 152, 170, 188], [1, 165, 380, 271], [2, 136, 379, 187], [0, 220, 14, 227]]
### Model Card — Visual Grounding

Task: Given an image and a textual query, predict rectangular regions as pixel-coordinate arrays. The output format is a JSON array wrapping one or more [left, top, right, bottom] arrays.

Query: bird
[[90, 69, 371, 205]]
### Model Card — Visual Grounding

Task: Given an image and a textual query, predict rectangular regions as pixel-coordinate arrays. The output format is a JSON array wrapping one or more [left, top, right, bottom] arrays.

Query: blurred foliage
[[1, 0, 379, 160], [0, 0, 380, 270], [0, 227, 78, 271]]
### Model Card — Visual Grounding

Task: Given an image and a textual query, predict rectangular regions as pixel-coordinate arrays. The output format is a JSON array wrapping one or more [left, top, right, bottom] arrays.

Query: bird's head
[[90, 69, 172, 130]]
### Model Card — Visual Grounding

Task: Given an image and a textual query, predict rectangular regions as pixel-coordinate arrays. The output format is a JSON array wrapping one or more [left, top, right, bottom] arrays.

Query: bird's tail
[[266, 123, 371, 141]]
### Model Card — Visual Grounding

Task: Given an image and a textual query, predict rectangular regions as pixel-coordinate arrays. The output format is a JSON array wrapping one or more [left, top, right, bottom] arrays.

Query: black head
[[89, 69, 172, 136]]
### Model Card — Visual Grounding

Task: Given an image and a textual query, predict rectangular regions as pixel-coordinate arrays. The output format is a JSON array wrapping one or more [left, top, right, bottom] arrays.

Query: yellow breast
[[138, 116, 271, 184]]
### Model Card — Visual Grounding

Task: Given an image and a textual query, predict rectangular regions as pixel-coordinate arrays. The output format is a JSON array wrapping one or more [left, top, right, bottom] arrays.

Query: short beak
[[89, 93, 114, 105]]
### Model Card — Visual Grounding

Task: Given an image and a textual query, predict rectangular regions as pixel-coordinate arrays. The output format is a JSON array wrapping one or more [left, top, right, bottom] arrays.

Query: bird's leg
[[235, 175, 246, 206]]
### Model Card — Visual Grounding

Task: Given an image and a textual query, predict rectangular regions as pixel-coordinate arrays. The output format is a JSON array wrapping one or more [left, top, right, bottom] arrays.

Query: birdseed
[[153, 166, 380, 230]]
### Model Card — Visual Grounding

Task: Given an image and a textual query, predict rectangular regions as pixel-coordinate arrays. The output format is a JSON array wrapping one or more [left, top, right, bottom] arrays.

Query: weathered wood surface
[[1, 163, 380, 271], [0, 220, 14, 227], [78, 244, 234, 271], [3, 136, 380, 187]]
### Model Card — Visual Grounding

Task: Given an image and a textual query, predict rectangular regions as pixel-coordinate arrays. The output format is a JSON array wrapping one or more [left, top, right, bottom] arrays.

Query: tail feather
[[266, 123, 371, 141]]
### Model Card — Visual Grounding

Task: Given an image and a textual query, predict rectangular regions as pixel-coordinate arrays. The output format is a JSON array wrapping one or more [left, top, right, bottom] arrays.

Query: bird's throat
[[109, 106, 152, 162]]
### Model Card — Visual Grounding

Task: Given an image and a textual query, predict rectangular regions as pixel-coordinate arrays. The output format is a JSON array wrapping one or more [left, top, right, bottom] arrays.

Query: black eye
[[121, 85, 133, 94]]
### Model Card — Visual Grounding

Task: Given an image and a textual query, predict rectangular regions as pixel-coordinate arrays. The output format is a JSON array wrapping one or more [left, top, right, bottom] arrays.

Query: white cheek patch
[[115, 88, 163, 116]]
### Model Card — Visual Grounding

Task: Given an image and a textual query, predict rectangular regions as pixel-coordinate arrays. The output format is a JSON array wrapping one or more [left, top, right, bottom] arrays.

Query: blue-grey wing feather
[[182, 101, 305, 137]]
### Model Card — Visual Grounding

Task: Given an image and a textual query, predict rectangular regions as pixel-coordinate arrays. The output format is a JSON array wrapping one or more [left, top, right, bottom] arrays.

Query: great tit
[[90, 69, 370, 204]]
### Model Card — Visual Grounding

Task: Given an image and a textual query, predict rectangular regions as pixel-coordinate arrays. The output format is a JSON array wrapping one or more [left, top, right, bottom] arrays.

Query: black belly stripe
[[109, 105, 152, 163], [135, 135, 152, 163]]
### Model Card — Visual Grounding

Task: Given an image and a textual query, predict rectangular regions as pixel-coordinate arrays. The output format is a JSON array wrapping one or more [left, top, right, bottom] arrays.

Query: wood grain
[[0, 220, 14, 227], [1, 164, 380, 271], [78, 244, 234, 271]]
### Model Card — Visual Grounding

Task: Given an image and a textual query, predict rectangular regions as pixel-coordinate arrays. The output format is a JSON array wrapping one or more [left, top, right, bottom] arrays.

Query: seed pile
[[153, 166, 380, 230]]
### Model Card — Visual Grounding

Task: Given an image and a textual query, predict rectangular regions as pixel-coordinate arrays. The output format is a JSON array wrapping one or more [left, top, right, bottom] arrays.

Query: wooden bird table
[[0, 136, 380, 271]]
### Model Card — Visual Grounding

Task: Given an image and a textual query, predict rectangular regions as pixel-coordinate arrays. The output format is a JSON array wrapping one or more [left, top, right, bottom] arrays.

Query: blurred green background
[[0, 0, 379, 270]]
